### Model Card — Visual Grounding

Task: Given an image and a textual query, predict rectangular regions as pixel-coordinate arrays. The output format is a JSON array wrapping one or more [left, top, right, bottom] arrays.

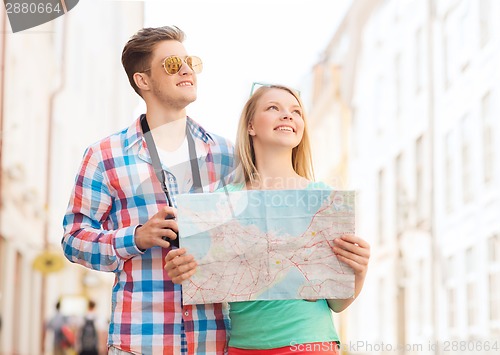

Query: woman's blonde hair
[[234, 84, 315, 185]]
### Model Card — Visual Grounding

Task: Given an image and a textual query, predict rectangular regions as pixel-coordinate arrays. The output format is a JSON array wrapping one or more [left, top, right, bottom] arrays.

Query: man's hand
[[134, 206, 178, 250], [164, 248, 197, 284]]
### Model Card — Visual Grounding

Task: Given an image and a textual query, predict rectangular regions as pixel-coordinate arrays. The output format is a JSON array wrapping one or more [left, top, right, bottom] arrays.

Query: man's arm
[[61, 146, 143, 272]]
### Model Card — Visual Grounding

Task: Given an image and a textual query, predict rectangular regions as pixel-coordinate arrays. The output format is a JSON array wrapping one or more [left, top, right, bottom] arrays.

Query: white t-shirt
[[158, 136, 191, 193]]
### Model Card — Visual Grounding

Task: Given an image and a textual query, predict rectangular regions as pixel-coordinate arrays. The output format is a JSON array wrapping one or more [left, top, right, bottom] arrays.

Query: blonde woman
[[165, 84, 370, 354]]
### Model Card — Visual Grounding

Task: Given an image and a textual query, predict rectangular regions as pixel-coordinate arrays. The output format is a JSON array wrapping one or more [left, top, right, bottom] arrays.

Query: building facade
[[0, 2, 144, 354], [308, 0, 500, 353]]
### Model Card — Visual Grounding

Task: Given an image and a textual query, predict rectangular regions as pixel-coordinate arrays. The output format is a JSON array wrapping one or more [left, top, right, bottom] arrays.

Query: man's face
[[145, 40, 198, 110]]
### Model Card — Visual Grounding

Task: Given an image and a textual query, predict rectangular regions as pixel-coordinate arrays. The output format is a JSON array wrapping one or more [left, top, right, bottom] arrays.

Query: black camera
[[163, 214, 179, 248]]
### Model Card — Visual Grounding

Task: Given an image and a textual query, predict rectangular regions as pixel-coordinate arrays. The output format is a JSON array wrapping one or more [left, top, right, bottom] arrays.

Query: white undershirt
[[157, 136, 191, 193]]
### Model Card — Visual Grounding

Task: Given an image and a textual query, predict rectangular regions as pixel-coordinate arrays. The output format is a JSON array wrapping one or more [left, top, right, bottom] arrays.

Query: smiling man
[[61, 26, 235, 355]]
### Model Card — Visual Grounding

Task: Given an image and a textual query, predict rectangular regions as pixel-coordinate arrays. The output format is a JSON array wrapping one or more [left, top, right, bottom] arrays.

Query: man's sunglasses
[[143, 55, 203, 75]]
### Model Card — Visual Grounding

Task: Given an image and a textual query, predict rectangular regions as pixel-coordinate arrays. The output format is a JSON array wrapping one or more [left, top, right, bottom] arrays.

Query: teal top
[[218, 181, 340, 349]]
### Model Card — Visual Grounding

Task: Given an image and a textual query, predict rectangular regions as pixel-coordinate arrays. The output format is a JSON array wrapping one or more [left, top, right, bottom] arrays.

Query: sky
[[142, 0, 351, 142]]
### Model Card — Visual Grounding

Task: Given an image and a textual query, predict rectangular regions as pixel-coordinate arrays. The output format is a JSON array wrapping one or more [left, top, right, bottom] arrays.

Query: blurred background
[[1, 0, 499, 354]]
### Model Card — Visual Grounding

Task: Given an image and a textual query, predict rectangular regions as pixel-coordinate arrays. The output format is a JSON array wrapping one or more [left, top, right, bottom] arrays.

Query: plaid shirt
[[62, 116, 235, 354]]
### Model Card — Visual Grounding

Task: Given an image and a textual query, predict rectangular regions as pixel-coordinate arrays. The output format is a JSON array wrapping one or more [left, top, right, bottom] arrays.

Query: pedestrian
[[46, 300, 76, 355], [165, 84, 370, 354], [62, 25, 235, 354], [78, 300, 99, 355]]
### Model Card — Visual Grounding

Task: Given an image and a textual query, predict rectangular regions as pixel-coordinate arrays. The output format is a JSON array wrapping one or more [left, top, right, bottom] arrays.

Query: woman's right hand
[[164, 248, 198, 284]]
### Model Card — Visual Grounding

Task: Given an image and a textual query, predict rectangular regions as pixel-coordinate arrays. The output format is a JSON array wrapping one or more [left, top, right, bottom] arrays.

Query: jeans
[[108, 346, 135, 355]]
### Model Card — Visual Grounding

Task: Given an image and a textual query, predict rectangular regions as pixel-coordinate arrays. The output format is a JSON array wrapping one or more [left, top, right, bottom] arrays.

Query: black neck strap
[[140, 115, 203, 207]]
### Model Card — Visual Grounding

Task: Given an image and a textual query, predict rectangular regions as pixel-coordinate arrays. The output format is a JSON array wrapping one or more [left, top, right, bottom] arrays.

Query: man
[[78, 300, 99, 355], [62, 26, 235, 354]]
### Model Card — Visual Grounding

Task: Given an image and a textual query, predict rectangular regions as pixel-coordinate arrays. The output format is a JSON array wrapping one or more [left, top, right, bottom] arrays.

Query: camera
[[163, 214, 179, 248]]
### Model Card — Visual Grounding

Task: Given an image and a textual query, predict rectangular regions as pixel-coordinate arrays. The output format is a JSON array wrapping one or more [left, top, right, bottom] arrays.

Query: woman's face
[[248, 88, 304, 151]]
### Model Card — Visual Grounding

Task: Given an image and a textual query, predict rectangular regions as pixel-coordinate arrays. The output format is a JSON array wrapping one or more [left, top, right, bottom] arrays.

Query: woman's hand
[[333, 234, 370, 279], [328, 234, 370, 312], [164, 248, 197, 284]]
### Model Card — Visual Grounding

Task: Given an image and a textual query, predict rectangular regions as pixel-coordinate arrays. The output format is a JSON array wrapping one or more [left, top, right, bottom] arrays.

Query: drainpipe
[[0, 7, 6, 350], [41, 14, 68, 352], [427, 0, 439, 353], [0, 11, 8, 350], [0, 0, 7, 217]]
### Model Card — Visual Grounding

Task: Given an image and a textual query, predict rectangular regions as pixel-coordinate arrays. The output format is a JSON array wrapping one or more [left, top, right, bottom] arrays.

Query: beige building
[[308, 0, 500, 354], [0, 1, 144, 354]]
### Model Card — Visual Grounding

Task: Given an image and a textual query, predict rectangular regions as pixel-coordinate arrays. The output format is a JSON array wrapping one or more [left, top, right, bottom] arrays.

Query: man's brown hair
[[121, 26, 185, 96]]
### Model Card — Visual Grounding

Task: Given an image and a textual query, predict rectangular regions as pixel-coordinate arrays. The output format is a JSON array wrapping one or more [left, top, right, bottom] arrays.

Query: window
[[458, 0, 473, 71], [442, 15, 450, 89], [466, 282, 478, 326], [351, 109, 359, 158], [379, 277, 387, 340], [415, 26, 425, 93], [489, 234, 500, 263], [444, 255, 455, 280], [377, 169, 386, 244], [446, 255, 457, 330], [489, 235, 500, 324], [479, 0, 491, 47], [374, 75, 388, 133], [482, 92, 495, 184], [415, 135, 425, 224], [442, 11, 460, 88], [489, 272, 500, 322], [417, 259, 425, 335], [395, 53, 402, 120], [461, 115, 474, 203], [442, 3, 470, 85], [447, 286, 457, 329], [465, 247, 478, 328], [445, 131, 456, 212], [395, 154, 406, 233]]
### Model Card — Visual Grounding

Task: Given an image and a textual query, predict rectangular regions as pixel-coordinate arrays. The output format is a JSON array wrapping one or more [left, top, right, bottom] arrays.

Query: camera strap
[[140, 115, 202, 208]]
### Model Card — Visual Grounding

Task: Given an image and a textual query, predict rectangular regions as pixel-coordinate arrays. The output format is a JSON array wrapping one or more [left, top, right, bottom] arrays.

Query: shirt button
[[184, 311, 189, 316]]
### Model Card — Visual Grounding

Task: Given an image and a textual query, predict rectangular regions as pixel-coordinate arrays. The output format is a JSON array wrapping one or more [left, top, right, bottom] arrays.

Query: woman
[[165, 84, 370, 354]]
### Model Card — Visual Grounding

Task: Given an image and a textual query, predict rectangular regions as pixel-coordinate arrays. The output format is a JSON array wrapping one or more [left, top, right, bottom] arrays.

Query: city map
[[176, 189, 356, 305]]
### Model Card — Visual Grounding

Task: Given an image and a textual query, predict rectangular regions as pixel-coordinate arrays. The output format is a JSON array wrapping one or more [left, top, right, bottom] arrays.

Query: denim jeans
[[108, 346, 136, 355]]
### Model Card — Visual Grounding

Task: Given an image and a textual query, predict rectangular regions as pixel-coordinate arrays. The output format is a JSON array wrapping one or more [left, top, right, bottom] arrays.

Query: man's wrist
[[134, 225, 146, 252]]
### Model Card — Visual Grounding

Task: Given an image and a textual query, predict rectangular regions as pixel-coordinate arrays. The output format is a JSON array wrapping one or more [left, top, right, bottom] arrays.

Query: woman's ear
[[133, 72, 150, 92], [248, 122, 256, 136]]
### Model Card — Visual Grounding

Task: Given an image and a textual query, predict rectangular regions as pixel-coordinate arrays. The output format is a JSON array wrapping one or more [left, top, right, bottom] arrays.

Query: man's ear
[[133, 72, 151, 92]]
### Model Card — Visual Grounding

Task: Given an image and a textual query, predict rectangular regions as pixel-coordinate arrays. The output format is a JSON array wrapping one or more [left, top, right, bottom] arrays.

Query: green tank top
[[218, 181, 340, 349]]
